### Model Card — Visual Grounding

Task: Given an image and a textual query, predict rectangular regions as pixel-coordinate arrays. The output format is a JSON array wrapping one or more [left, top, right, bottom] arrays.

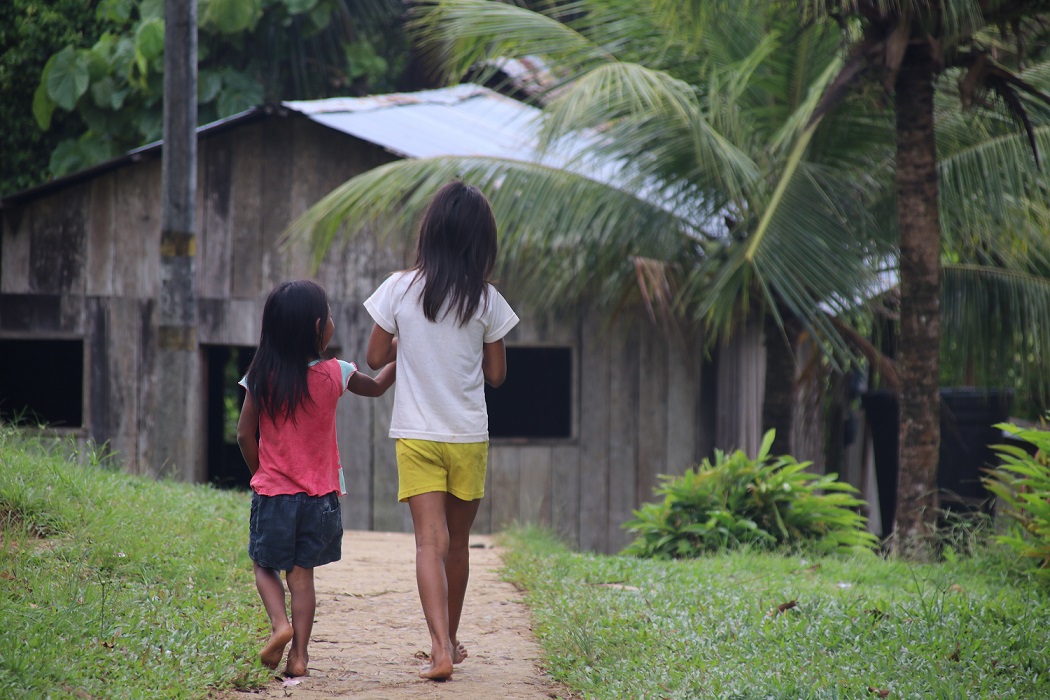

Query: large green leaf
[[216, 69, 263, 117], [135, 18, 165, 62], [283, 0, 319, 14], [32, 82, 57, 132], [203, 0, 262, 34], [46, 46, 91, 112], [90, 76, 129, 110]]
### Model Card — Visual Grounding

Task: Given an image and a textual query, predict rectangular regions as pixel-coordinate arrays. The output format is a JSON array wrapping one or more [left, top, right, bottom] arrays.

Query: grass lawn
[[5, 424, 1049, 699], [501, 527, 1050, 699], [0, 429, 272, 698]]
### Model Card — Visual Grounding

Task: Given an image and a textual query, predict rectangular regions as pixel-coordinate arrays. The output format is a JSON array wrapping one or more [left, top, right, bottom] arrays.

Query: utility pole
[[155, 0, 200, 479]]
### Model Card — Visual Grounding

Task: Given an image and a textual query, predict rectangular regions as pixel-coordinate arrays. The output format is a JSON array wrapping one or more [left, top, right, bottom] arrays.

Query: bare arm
[[347, 361, 396, 397], [482, 339, 507, 388], [366, 324, 397, 370], [236, 392, 260, 475]]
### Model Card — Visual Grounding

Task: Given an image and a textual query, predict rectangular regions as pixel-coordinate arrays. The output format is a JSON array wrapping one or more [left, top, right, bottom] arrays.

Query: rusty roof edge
[[0, 105, 285, 210]]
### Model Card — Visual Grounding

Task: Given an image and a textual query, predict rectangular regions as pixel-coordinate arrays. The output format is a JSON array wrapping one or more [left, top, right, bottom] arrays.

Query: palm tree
[[287, 0, 1050, 553], [793, 0, 1050, 550]]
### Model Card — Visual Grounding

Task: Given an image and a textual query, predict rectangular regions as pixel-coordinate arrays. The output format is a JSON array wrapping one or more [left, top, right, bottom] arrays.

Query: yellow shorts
[[395, 439, 488, 502]]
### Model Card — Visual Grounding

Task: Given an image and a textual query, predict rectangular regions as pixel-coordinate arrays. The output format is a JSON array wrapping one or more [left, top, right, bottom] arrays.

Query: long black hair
[[245, 279, 330, 424], [412, 180, 498, 325]]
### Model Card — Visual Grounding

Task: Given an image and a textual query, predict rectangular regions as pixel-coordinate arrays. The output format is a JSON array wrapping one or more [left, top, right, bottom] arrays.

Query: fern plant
[[622, 430, 878, 558], [983, 421, 1050, 578]]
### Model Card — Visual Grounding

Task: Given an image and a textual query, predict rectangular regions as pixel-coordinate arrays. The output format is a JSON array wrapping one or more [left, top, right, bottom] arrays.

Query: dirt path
[[226, 530, 572, 699]]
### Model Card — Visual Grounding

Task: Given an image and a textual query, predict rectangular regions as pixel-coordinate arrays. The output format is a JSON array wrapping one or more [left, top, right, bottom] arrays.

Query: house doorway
[[205, 345, 254, 489]]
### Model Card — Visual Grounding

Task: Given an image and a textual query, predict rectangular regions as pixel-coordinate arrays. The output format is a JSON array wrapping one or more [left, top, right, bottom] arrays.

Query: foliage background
[[0, 0, 106, 196], [1, 0, 413, 196]]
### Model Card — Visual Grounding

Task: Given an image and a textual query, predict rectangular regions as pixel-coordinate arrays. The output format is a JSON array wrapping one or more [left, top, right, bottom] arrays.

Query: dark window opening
[[486, 346, 572, 439], [205, 345, 254, 490], [0, 339, 83, 428]]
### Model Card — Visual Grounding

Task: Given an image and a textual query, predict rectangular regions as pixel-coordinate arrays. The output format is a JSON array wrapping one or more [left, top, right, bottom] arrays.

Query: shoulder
[[369, 270, 418, 300], [336, 359, 358, 388], [484, 284, 516, 313], [311, 358, 356, 393], [384, 269, 417, 289]]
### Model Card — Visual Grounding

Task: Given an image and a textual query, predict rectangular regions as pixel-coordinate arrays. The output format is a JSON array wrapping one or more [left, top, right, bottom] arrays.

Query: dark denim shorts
[[248, 491, 342, 571]]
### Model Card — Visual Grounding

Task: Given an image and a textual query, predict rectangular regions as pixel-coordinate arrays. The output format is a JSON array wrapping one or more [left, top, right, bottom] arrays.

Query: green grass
[[501, 527, 1050, 699], [0, 428, 273, 698]]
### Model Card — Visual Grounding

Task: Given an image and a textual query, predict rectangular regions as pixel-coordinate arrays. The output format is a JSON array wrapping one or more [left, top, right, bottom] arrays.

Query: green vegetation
[[623, 430, 877, 558], [503, 527, 1050, 699], [0, 428, 270, 698], [2, 0, 408, 193], [0, 0, 107, 196], [985, 422, 1050, 579]]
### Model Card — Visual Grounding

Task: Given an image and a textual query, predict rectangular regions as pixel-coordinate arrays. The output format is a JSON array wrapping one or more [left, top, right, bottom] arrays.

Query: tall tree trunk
[[155, 0, 201, 479], [892, 42, 941, 553]]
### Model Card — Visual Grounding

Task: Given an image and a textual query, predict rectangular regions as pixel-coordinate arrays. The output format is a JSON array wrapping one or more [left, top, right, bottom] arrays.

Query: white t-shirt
[[364, 270, 519, 442]]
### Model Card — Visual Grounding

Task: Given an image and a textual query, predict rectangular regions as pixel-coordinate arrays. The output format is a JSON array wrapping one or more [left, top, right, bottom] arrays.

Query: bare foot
[[259, 626, 293, 669], [284, 651, 309, 678], [452, 641, 468, 664], [419, 646, 453, 681]]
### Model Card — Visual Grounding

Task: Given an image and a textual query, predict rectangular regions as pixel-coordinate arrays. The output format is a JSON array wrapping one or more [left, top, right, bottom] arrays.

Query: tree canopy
[[4, 0, 408, 193]]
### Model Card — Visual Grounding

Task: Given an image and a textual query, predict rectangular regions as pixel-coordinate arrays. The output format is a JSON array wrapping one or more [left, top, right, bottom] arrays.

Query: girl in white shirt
[[364, 181, 518, 680]]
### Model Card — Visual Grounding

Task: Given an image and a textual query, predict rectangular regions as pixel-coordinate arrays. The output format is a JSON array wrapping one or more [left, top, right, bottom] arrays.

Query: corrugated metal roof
[[283, 84, 551, 162], [0, 86, 570, 208]]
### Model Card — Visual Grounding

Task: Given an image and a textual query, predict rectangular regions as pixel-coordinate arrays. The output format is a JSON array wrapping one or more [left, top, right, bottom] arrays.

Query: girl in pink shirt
[[237, 279, 395, 677]]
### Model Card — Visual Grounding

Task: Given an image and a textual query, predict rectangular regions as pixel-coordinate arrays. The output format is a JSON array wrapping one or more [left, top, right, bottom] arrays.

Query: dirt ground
[[225, 530, 574, 700]]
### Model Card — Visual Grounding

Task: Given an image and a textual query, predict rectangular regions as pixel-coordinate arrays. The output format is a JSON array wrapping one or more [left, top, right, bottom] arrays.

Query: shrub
[[622, 430, 878, 558], [983, 421, 1050, 578]]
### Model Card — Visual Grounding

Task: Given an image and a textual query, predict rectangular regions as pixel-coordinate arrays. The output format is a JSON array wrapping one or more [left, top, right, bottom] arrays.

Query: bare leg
[[254, 563, 293, 669], [284, 566, 315, 677], [446, 493, 481, 664], [407, 492, 455, 680]]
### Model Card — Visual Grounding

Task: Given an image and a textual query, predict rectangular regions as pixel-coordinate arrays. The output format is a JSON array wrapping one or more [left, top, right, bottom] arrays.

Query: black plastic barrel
[[860, 388, 1013, 537]]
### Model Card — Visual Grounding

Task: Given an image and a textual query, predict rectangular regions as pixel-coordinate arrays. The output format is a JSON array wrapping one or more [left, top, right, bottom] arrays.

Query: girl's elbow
[[236, 428, 255, 451], [485, 371, 507, 388]]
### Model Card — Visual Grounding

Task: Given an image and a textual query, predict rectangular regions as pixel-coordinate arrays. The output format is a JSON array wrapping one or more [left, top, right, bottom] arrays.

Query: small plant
[[622, 430, 878, 558], [983, 420, 1050, 578]]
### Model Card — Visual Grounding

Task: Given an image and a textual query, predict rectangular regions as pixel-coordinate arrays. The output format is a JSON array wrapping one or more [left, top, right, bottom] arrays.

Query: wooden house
[[1, 85, 834, 553]]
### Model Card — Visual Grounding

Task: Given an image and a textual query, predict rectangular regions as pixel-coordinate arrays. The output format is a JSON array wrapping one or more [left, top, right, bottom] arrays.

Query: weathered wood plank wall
[[1, 111, 714, 554]]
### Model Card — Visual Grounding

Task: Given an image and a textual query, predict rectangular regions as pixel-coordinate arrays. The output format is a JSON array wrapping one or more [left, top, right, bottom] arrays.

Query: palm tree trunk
[[892, 41, 941, 553]]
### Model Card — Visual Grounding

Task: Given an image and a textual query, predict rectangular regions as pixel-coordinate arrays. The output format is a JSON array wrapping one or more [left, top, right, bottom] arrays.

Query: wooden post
[[155, 0, 201, 480]]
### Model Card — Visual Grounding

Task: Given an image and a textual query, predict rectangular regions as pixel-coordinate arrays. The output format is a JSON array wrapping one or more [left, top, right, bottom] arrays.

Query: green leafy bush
[[984, 421, 1050, 577], [28, 0, 409, 180], [622, 430, 878, 558]]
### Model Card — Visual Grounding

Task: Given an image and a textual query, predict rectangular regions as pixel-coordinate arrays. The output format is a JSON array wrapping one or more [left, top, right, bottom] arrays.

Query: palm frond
[[539, 61, 760, 200], [282, 155, 700, 310], [410, 0, 608, 86]]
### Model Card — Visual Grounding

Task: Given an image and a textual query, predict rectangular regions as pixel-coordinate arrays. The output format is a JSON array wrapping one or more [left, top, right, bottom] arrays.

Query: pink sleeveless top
[[242, 359, 356, 497]]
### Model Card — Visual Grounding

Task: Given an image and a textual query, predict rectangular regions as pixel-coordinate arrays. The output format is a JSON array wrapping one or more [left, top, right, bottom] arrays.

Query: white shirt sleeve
[[337, 360, 358, 391], [364, 275, 399, 335], [483, 287, 519, 343]]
